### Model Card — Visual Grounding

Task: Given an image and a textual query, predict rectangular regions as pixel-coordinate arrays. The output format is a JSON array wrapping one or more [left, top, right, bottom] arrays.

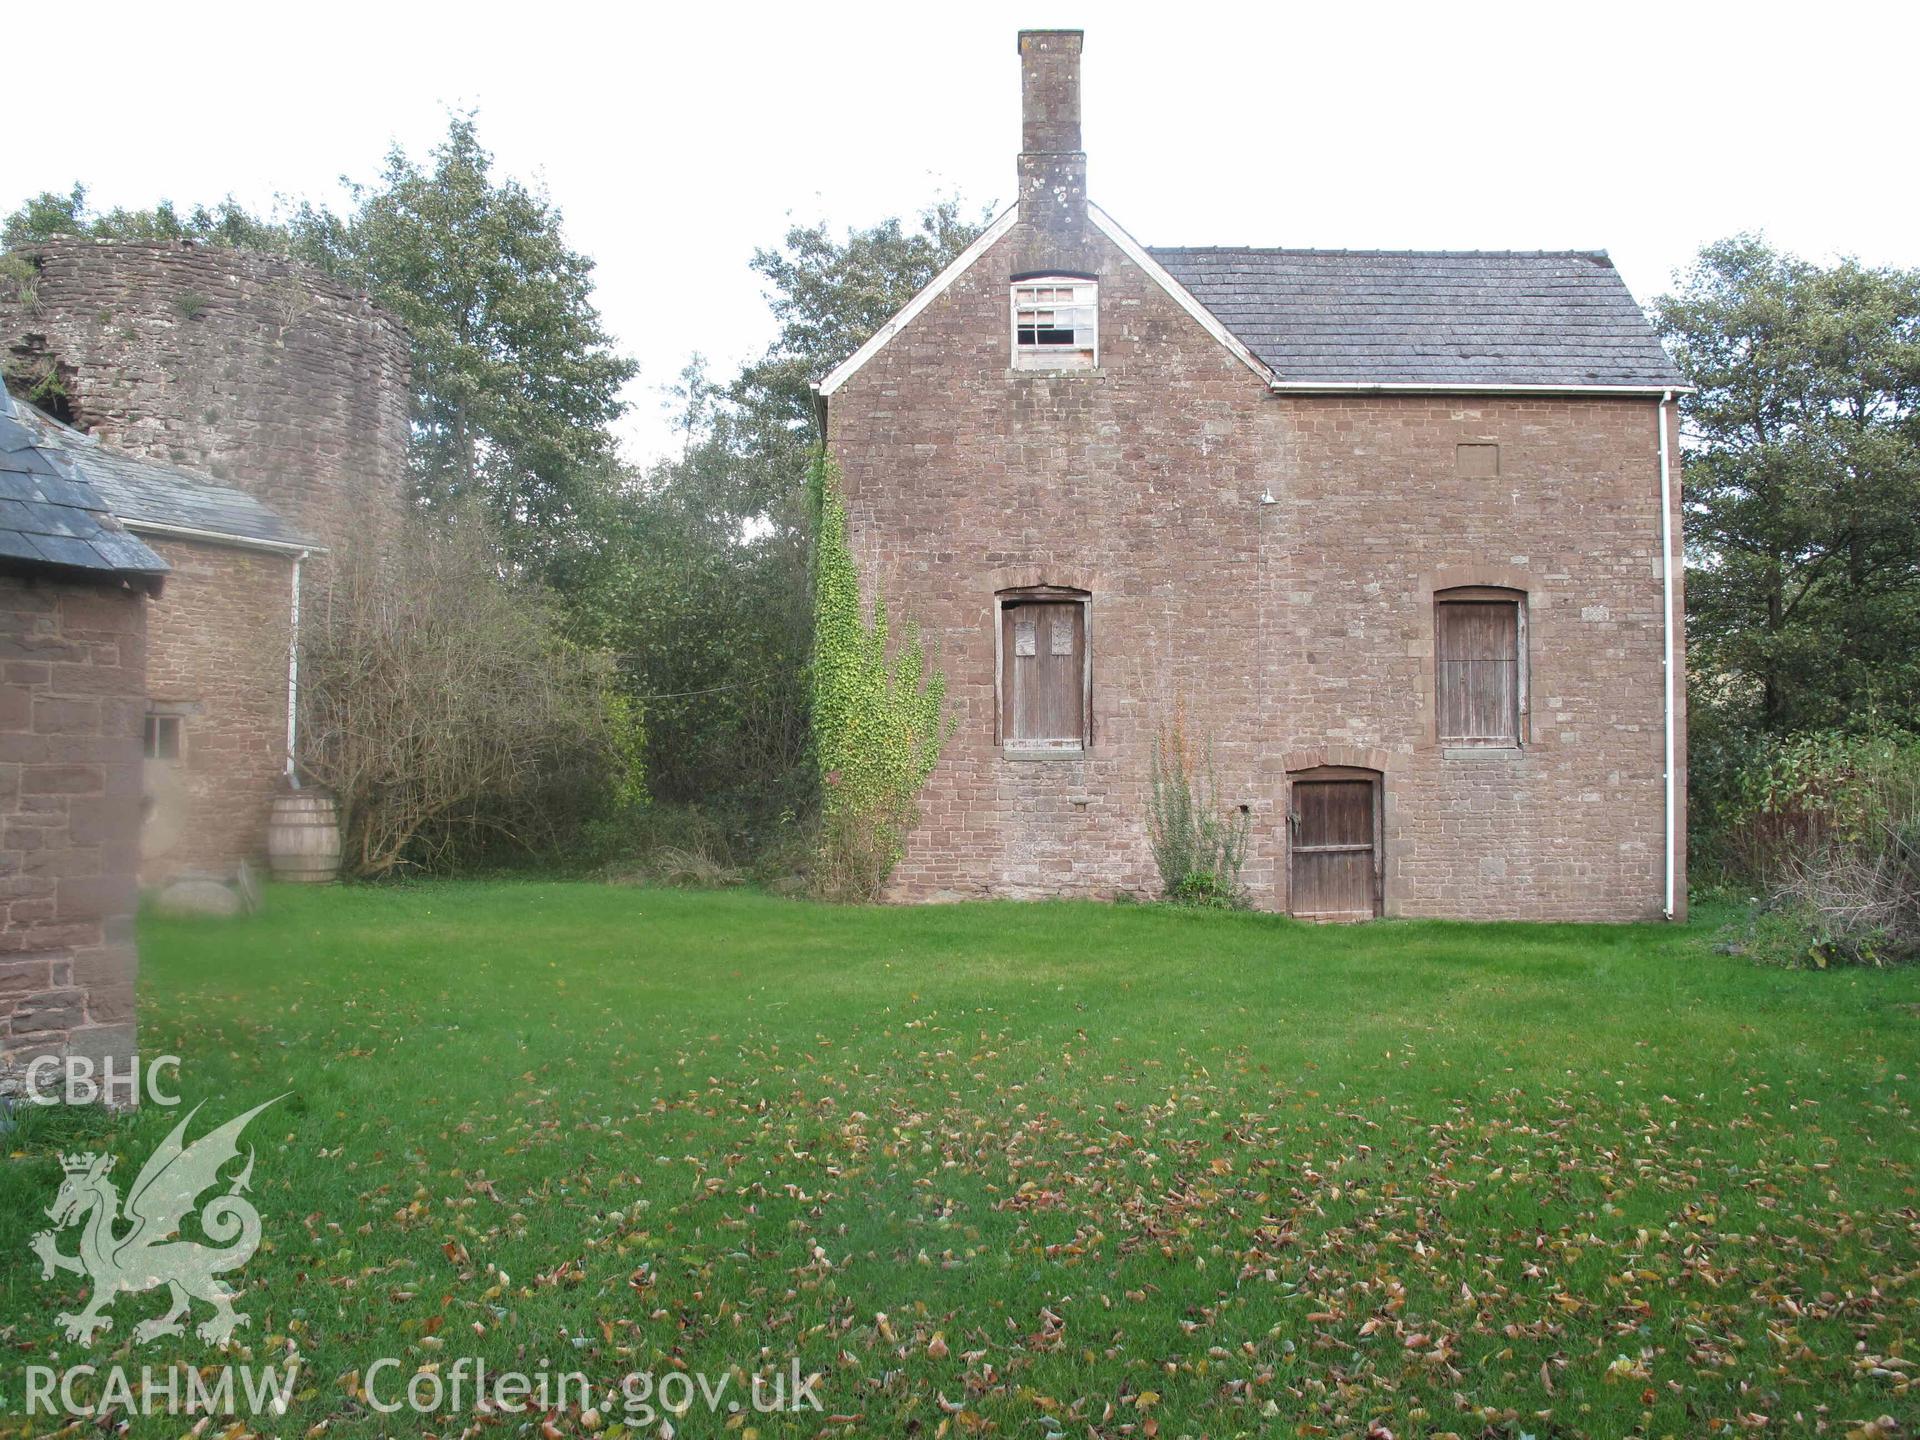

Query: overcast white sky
[[7, 0, 1917, 463]]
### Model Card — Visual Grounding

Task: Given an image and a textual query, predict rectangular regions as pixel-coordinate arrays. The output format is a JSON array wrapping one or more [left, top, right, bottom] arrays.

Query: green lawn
[[3, 884, 1916, 1438]]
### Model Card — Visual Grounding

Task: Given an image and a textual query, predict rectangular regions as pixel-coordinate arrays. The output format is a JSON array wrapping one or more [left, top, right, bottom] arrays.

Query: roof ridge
[[1145, 246, 1615, 261]]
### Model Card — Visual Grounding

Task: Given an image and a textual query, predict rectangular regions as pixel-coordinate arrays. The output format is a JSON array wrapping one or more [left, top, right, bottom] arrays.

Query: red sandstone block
[[20, 765, 102, 796], [46, 663, 141, 698], [55, 872, 135, 923], [51, 593, 136, 644], [33, 697, 101, 735], [8, 987, 85, 1036]]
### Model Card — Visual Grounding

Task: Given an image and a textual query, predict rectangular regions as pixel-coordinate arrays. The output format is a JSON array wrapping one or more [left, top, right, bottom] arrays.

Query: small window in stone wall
[[144, 713, 182, 762], [1011, 276, 1097, 371], [1456, 443, 1500, 478]]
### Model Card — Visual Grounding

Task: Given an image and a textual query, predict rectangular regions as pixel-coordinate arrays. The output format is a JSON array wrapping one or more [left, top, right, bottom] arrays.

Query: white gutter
[[1266, 380, 1698, 397], [1657, 390, 1677, 919], [124, 517, 326, 557], [286, 550, 307, 785]]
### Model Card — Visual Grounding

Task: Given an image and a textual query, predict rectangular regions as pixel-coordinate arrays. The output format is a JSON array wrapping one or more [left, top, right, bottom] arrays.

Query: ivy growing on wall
[[809, 452, 952, 900]]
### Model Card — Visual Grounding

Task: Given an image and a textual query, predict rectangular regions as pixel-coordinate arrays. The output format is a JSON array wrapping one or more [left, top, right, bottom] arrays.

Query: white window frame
[[1010, 277, 1098, 372]]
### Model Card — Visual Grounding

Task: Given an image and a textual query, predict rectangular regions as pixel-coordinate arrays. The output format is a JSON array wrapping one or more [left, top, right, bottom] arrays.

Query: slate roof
[[0, 388, 168, 588], [11, 402, 314, 551], [1146, 248, 1684, 388]]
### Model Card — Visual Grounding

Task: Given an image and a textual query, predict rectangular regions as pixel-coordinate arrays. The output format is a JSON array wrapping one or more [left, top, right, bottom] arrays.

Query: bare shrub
[[1725, 734, 1920, 967], [298, 521, 629, 877], [1146, 704, 1250, 907], [644, 846, 746, 890]]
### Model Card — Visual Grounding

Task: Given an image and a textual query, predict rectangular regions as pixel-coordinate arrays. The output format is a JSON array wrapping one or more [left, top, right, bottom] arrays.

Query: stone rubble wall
[[0, 574, 144, 1099], [139, 536, 294, 884], [0, 237, 411, 554], [1, 238, 413, 884]]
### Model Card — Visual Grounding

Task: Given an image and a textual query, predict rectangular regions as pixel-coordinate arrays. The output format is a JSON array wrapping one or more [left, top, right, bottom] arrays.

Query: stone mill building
[[819, 30, 1689, 922], [1, 237, 411, 886]]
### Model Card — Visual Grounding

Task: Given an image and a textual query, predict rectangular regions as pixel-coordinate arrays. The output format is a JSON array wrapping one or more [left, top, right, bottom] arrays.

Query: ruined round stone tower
[[0, 237, 410, 549], [0, 238, 413, 888]]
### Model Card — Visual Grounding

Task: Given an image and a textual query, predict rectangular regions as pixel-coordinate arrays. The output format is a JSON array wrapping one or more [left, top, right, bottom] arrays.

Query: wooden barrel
[[267, 790, 342, 883]]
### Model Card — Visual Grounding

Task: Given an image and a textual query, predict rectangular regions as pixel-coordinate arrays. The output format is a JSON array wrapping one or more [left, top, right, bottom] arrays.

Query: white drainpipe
[[1658, 392, 1677, 919], [286, 550, 308, 788]]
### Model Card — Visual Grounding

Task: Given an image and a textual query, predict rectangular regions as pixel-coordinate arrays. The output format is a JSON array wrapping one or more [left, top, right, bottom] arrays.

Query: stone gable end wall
[[827, 222, 1684, 922]]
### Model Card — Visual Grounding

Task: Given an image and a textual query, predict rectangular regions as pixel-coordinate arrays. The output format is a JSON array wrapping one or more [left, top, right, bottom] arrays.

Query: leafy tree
[[721, 198, 990, 525], [1657, 236, 1920, 736], [551, 457, 813, 811], [557, 202, 985, 825], [299, 515, 636, 877], [317, 117, 635, 563], [8, 169, 988, 843]]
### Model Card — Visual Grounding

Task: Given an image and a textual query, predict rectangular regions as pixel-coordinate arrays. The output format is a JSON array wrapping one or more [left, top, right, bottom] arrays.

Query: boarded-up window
[[1000, 597, 1088, 750], [1435, 592, 1524, 745]]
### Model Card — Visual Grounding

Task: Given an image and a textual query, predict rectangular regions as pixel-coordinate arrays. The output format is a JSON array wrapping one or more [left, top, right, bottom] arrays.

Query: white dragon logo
[[29, 1098, 281, 1346]]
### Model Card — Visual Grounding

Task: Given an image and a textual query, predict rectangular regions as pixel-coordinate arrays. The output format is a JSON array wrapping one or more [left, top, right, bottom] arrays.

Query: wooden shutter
[[1001, 601, 1085, 748], [1436, 600, 1520, 744]]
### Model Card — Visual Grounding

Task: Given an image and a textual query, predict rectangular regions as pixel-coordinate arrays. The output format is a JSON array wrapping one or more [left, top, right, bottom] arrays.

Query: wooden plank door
[[1288, 778, 1379, 921]]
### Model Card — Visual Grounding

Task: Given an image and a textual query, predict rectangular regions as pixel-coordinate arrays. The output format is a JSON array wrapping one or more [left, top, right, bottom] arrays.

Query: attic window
[[1011, 277, 1097, 371]]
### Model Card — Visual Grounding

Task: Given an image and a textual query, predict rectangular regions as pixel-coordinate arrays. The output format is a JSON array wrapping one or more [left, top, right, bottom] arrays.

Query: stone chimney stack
[[1017, 30, 1087, 234]]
